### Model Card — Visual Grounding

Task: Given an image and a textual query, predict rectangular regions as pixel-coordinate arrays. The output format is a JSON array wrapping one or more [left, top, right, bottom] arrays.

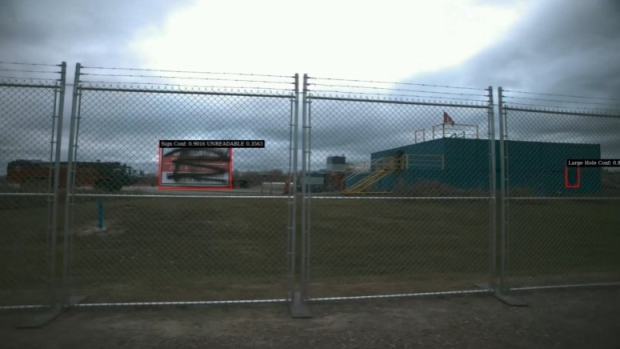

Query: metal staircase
[[343, 168, 392, 194], [343, 155, 407, 195]]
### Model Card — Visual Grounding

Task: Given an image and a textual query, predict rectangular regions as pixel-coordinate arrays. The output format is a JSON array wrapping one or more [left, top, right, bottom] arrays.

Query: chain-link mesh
[[5, 62, 618, 309], [303, 77, 495, 298], [64, 66, 296, 303], [0, 62, 65, 307], [500, 88, 620, 290]]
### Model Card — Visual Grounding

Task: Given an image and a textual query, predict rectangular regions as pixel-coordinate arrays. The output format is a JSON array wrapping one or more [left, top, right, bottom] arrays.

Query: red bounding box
[[158, 147, 233, 191], [565, 165, 580, 189]]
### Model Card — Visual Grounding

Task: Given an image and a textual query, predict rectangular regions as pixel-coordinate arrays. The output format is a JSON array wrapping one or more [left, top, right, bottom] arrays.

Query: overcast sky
[[1, 0, 619, 176]]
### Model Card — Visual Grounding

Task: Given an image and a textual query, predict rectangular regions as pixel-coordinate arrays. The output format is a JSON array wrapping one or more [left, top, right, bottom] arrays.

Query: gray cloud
[[0, 0, 193, 68], [399, 0, 620, 170], [407, 0, 620, 99], [1, 0, 194, 175], [2, 0, 619, 178]]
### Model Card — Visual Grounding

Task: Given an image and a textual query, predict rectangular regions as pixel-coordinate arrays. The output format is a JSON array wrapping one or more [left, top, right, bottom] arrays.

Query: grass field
[[1, 191, 619, 306]]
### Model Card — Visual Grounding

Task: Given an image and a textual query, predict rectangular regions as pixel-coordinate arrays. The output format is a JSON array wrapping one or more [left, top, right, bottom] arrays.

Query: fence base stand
[[476, 283, 527, 307], [16, 295, 87, 329], [289, 291, 312, 318]]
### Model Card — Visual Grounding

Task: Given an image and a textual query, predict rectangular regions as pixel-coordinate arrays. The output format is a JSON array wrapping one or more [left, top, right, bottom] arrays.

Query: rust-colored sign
[[158, 148, 232, 190]]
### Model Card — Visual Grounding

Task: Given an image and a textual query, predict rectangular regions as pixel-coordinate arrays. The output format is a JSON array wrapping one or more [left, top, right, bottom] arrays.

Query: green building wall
[[346, 138, 601, 195]]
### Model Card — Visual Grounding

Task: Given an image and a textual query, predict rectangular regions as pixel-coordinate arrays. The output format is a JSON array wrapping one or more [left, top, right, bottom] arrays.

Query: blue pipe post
[[98, 199, 104, 231]]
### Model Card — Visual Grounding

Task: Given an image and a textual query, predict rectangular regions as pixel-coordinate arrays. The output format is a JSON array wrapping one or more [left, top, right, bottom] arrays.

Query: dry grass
[[391, 180, 474, 197], [389, 179, 620, 198], [391, 180, 534, 197], [1, 193, 619, 305]]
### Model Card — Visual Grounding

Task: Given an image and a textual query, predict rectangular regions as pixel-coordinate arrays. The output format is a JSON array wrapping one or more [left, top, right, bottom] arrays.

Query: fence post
[[48, 62, 66, 308], [497, 86, 507, 294], [16, 62, 74, 328], [494, 87, 526, 306], [305, 90, 313, 301], [61, 63, 82, 307], [487, 86, 497, 294], [286, 75, 299, 305], [289, 74, 312, 318]]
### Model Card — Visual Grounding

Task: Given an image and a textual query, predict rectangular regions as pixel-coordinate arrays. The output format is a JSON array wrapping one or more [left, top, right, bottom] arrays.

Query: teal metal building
[[345, 138, 601, 195]]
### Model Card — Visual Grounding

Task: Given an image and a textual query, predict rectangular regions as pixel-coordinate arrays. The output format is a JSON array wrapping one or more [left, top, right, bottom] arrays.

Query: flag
[[443, 112, 455, 126]]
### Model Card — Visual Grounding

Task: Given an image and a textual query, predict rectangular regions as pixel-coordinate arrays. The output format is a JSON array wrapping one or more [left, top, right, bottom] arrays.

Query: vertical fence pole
[[487, 86, 497, 293], [300, 74, 308, 301], [497, 87, 507, 293], [286, 75, 299, 303], [305, 96, 312, 301], [289, 74, 312, 318], [293, 75, 300, 302], [48, 62, 67, 307], [61, 63, 81, 306], [45, 76, 59, 278], [492, 88, 527, 306]]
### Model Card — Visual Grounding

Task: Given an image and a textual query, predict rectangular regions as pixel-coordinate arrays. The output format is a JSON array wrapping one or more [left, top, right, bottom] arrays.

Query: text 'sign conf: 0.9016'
[[159, 140, 265, 148]]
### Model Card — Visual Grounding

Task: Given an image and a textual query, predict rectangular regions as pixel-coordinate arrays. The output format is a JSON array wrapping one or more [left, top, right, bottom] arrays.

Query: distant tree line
[[235, 169, 287, 187]]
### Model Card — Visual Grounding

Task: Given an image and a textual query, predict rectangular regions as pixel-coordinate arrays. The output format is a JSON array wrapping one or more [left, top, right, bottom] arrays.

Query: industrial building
[[297, 156, 347, 193], [344, 138, 602, 196]]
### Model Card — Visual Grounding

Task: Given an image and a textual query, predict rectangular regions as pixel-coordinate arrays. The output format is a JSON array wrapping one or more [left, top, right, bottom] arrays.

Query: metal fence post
[[49, 62, 67, 307], [61, 63, 82, 307], [305, 96, 312, 303], [287, 74, 299, 304], [493, 88, 525, 306], [301, 73, 308, 302], [487, 86, 497, 293], [289, 74, 312, 318], [497, 87, 507, 294]]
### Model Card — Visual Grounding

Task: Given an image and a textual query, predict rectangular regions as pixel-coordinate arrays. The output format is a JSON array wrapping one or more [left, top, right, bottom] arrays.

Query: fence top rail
[[305, 76, 491, 106], [503, 95, 617, 108], [77, 80, 294, 93], [0, 79, 60, 89], [77, 66, 297, 95], [503, 105, 620, 118], [308, 89, 490, 104], [80, 65, 294, 79], [307, 76, 488, 92], [306, 95, 489, 109], [77, 84, 296, 98], [309, 83, 487, 97], [81, 72, 295, 86], [504, 89, 620, 103]]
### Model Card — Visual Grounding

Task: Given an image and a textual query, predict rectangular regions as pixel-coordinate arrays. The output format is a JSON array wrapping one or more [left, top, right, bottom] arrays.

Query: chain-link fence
[[499, 87, 620, 292], [301, 76, 496, 300], [60, 65, 298, 304], [0, 62, 67, 308], [2, 61, 620, 312]]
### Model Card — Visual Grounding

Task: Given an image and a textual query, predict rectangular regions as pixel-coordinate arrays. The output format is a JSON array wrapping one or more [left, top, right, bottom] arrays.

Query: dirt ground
[[1, 287, 619, 349]]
